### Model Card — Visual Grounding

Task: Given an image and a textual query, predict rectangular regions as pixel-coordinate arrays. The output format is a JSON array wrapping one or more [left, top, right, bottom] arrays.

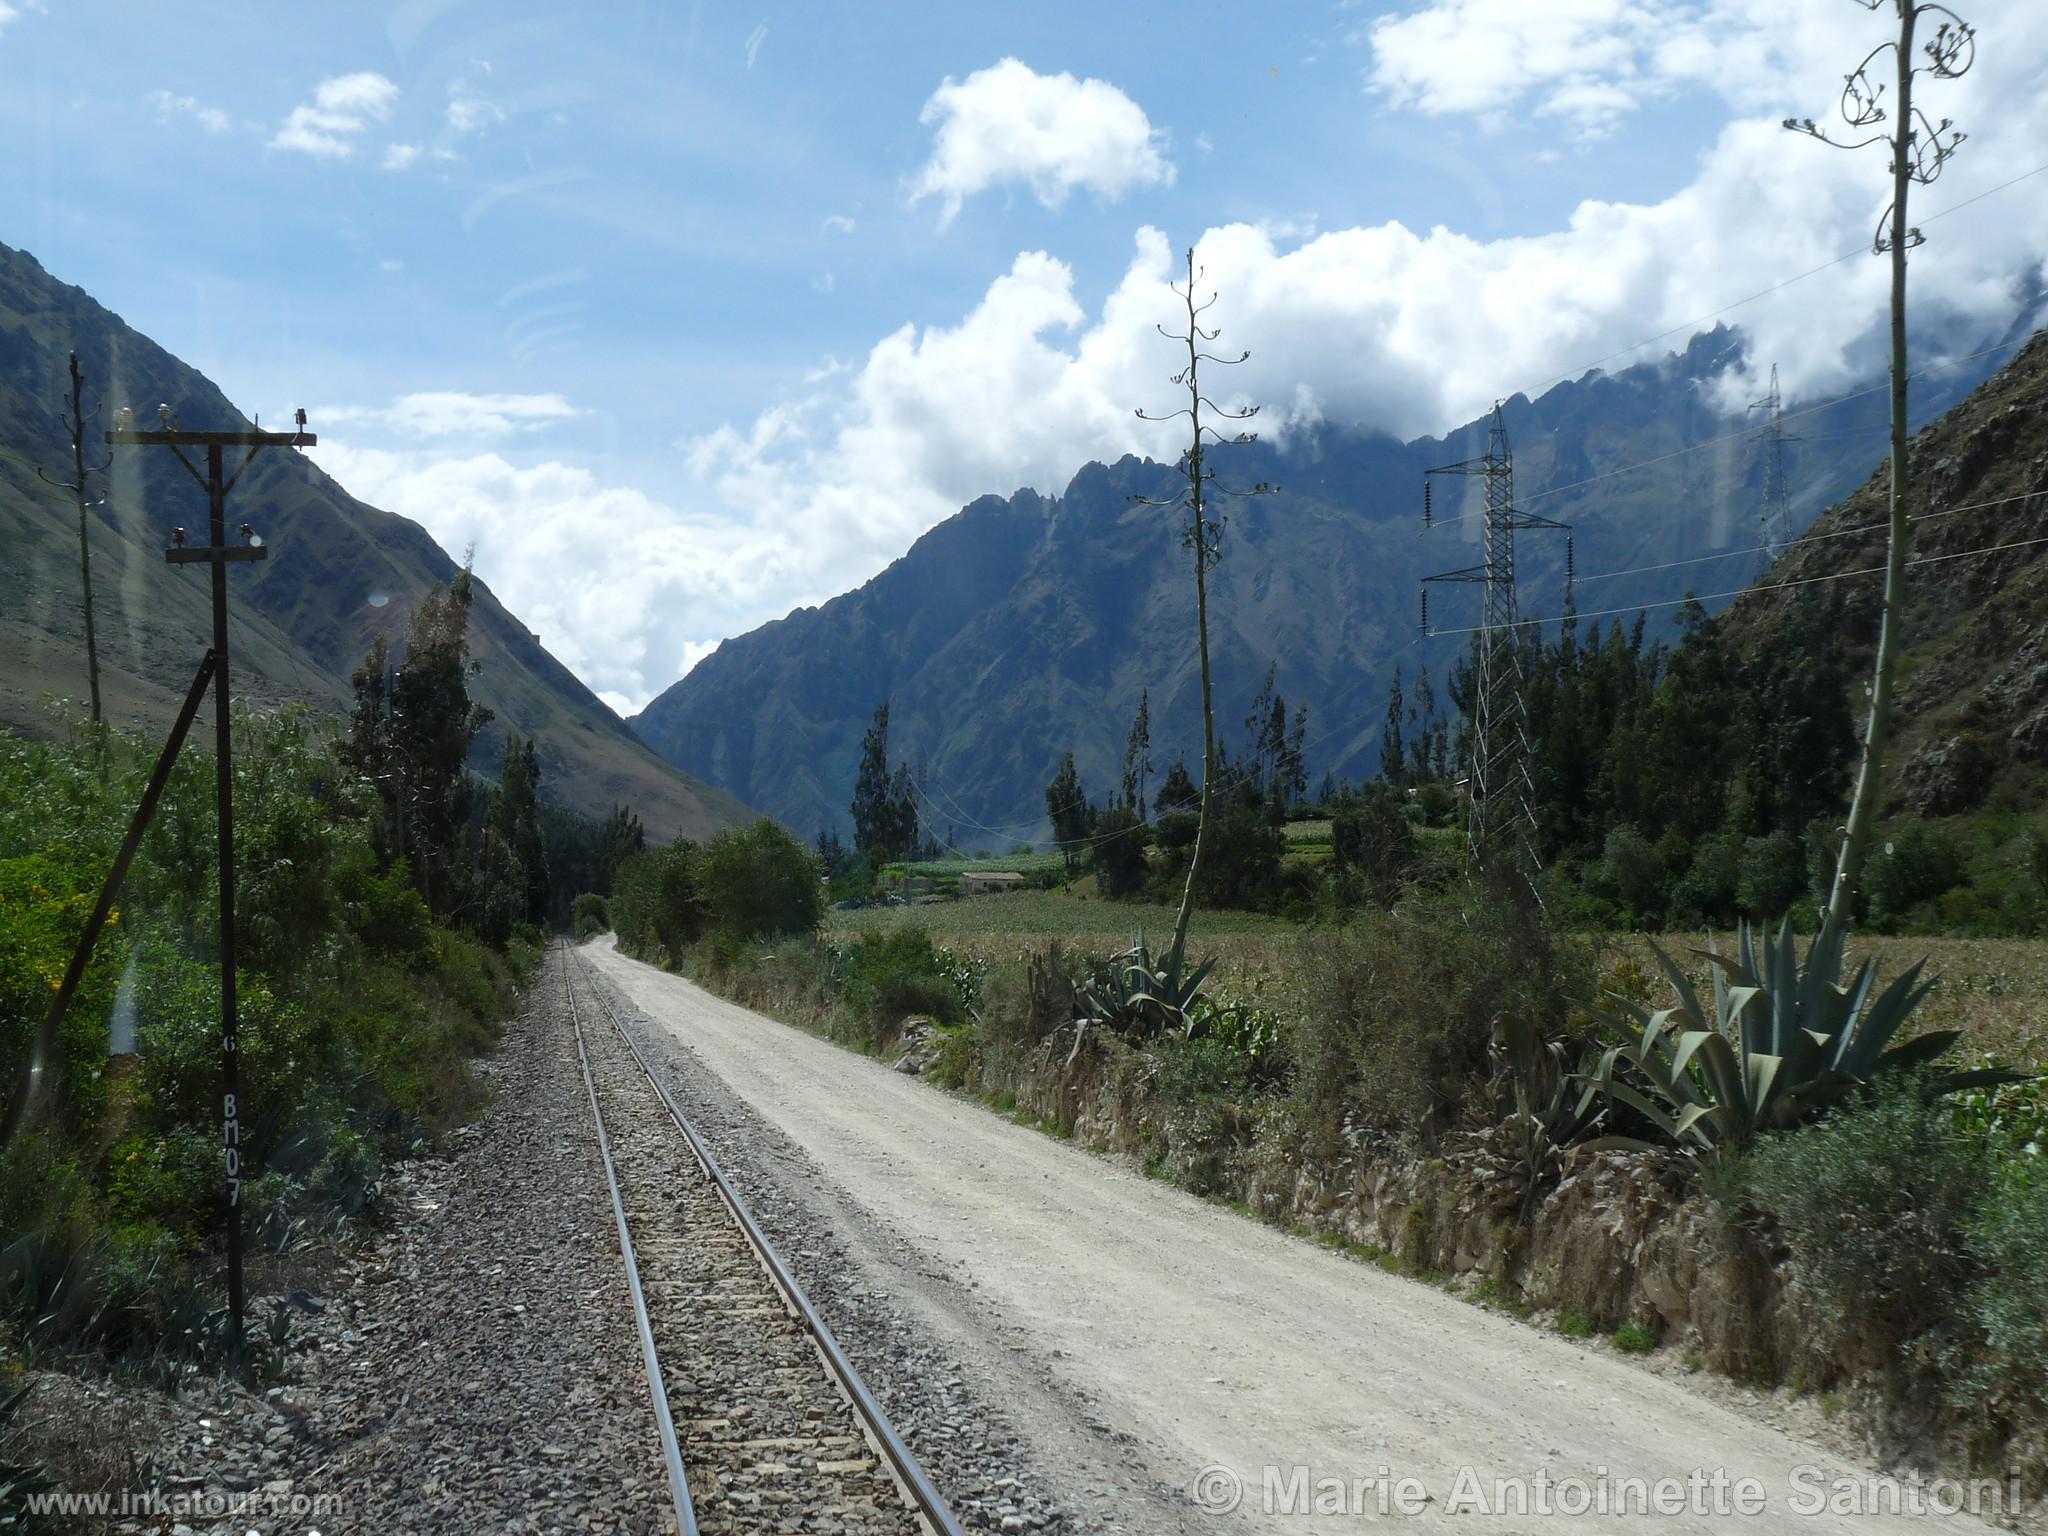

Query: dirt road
[[583, 937, 2003, 1534]]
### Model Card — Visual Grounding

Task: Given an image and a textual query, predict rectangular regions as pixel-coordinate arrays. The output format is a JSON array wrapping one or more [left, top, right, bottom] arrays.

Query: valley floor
[[586, 934, 2016, 1535]]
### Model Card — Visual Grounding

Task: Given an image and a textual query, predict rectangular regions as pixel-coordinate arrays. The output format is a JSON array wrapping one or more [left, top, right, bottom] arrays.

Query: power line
[[1570, 489, 2047, 588], [1423, 530, 2048, 638]]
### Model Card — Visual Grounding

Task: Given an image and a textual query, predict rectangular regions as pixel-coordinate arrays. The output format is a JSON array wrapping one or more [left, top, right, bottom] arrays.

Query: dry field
[[829, 897, 2048, 1067]]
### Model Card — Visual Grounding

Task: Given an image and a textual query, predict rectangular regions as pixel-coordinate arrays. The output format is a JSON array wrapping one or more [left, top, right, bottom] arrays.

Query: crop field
[[829, 893, 2048, 1066]]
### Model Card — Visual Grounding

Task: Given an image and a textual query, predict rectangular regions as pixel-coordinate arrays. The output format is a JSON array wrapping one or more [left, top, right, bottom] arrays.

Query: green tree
[[1380, 667, 1406, 784], [349, 572, 493, 914], [1121, 688, 1153, 820], [850, 699, 918, 866], [699, 820, 824, 938], [1045, 752, 1090, 876], [1091, 803, 1148, 899]]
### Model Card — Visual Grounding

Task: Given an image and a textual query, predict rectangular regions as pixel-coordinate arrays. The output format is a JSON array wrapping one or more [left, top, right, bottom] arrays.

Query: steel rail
[[560, 946, 700, 1536], [567, 943, 968, 1536]]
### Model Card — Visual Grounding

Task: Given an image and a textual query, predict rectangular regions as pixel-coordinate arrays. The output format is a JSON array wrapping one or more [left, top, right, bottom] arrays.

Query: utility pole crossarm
[[105, 428, 317, 446]]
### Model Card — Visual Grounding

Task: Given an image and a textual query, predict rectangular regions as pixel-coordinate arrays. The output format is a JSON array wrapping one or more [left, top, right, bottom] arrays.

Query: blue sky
[[3, 1, 2044, 711]]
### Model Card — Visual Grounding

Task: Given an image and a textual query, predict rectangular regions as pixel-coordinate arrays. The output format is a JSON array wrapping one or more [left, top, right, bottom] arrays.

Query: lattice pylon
[[1421, 402, 1569, 873]]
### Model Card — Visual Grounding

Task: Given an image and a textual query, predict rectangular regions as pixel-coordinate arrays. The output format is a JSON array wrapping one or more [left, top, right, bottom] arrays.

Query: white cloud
[[821, 213, 857, 236], [909, 58, 1175, 226], [447, 81, 502, 135], [312, 2, 2048, 715], [1364, 0, 1905, 139], [382, 143, 422, 171], [315, 391, 578, 439], [146, 90, 230, 135], [0, 1, 43, 35], [309, 443, 801, 711], [270, 72, 398, 158], [745, 23, 768, 70]]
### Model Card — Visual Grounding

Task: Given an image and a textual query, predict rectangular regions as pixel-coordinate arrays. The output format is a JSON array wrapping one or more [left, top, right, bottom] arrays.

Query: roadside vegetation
[[600, 578, 2048, 1479], [0, 571, 645, 1505]]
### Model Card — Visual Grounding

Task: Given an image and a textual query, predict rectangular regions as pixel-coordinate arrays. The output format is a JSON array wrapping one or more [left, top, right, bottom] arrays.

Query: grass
[[887, 851, 1068, 879], [1555, 1310, 1599, 1339], [1612, 1321, 1658, 1354], [828, 890, 1293, 942]]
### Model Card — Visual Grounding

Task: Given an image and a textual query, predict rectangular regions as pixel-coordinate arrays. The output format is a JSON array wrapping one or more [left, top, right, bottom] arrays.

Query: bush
[[840, 928, 960, 1029], [1671, 833, 1743, 926], [1954, 1158, 2048, 1410], [1739, 1084, 1989, 1369], [571, 892, 609, 938], [610, 843, 706, 959], [698, 820, 824, 939], [1331, 788, 1417, 906], [1291, 880, 1589, 1149], [1737, 829, 1806, 919], [1867, 821, 1966, 931], [1192, 788, 1283, 911], [1601, 825, 1666, 924]]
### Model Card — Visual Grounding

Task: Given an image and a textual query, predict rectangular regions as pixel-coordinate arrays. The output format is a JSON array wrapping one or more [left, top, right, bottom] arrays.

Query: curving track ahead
[[560, 942, 966, 1536]]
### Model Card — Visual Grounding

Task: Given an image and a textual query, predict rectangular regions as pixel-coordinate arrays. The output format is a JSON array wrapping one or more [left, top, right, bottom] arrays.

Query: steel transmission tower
[[1419, 401, 1569, 870], [1747, 363, 1796, 575]]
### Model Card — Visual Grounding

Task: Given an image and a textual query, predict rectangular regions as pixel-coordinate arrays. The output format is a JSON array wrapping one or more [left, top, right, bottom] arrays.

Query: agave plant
[[1465, 1014, 1612, 1220], [1588, 918, 2023, 1153], [1065, 935, 1216, 1064]]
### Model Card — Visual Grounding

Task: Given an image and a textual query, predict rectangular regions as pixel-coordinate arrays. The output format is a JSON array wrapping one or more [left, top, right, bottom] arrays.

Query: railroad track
[[559, 941, 966, 1536]]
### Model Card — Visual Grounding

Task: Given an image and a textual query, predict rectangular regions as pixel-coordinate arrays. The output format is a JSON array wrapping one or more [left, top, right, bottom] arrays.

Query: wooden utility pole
[[36, 353, 108, 727], [106, 411, 315, 1360]]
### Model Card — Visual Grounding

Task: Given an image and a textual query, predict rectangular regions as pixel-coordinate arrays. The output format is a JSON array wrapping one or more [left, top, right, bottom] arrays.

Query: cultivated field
[[829, 895, 2048, 1066]]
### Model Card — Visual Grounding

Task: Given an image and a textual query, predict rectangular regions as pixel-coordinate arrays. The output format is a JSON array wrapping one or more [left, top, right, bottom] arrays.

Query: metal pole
[[207, 443, 246, 1361]]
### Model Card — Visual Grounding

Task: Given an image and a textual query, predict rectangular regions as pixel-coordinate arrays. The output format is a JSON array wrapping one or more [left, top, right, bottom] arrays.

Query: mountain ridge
[[633, 318, 2034, 840], [0, 240, 750, 843]]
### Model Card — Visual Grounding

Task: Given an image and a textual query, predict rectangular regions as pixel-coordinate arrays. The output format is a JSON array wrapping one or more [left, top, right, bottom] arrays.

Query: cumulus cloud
[[309, 442, 804, 711], [315, 391, 578, 439], [270, 72, 398, 158], [909, 58, 1174, 226], [821, 213, 857, 235], [1365, 0, 1911, 139], [146, 90, 230, 135]]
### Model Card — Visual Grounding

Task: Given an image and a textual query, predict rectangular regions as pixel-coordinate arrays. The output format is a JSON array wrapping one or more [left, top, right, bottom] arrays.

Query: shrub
[[571, 892, 610, 938], [1954, 1158, 2048, 1410], [1867, 822, 1966, 931], [1601, 825, 1666, 924], [698, 820, 824, 939], [1670, 832, 1742, 925], [1192, 789, 1283, 911], [839, 928, 960, 1029], [1292, 880, 1587, 1148], [1331, 788, 1417, 906], [1737, 830, 1806, 919], [610, 842, 706, 959], [1739, 1084, 1988, 1367]]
